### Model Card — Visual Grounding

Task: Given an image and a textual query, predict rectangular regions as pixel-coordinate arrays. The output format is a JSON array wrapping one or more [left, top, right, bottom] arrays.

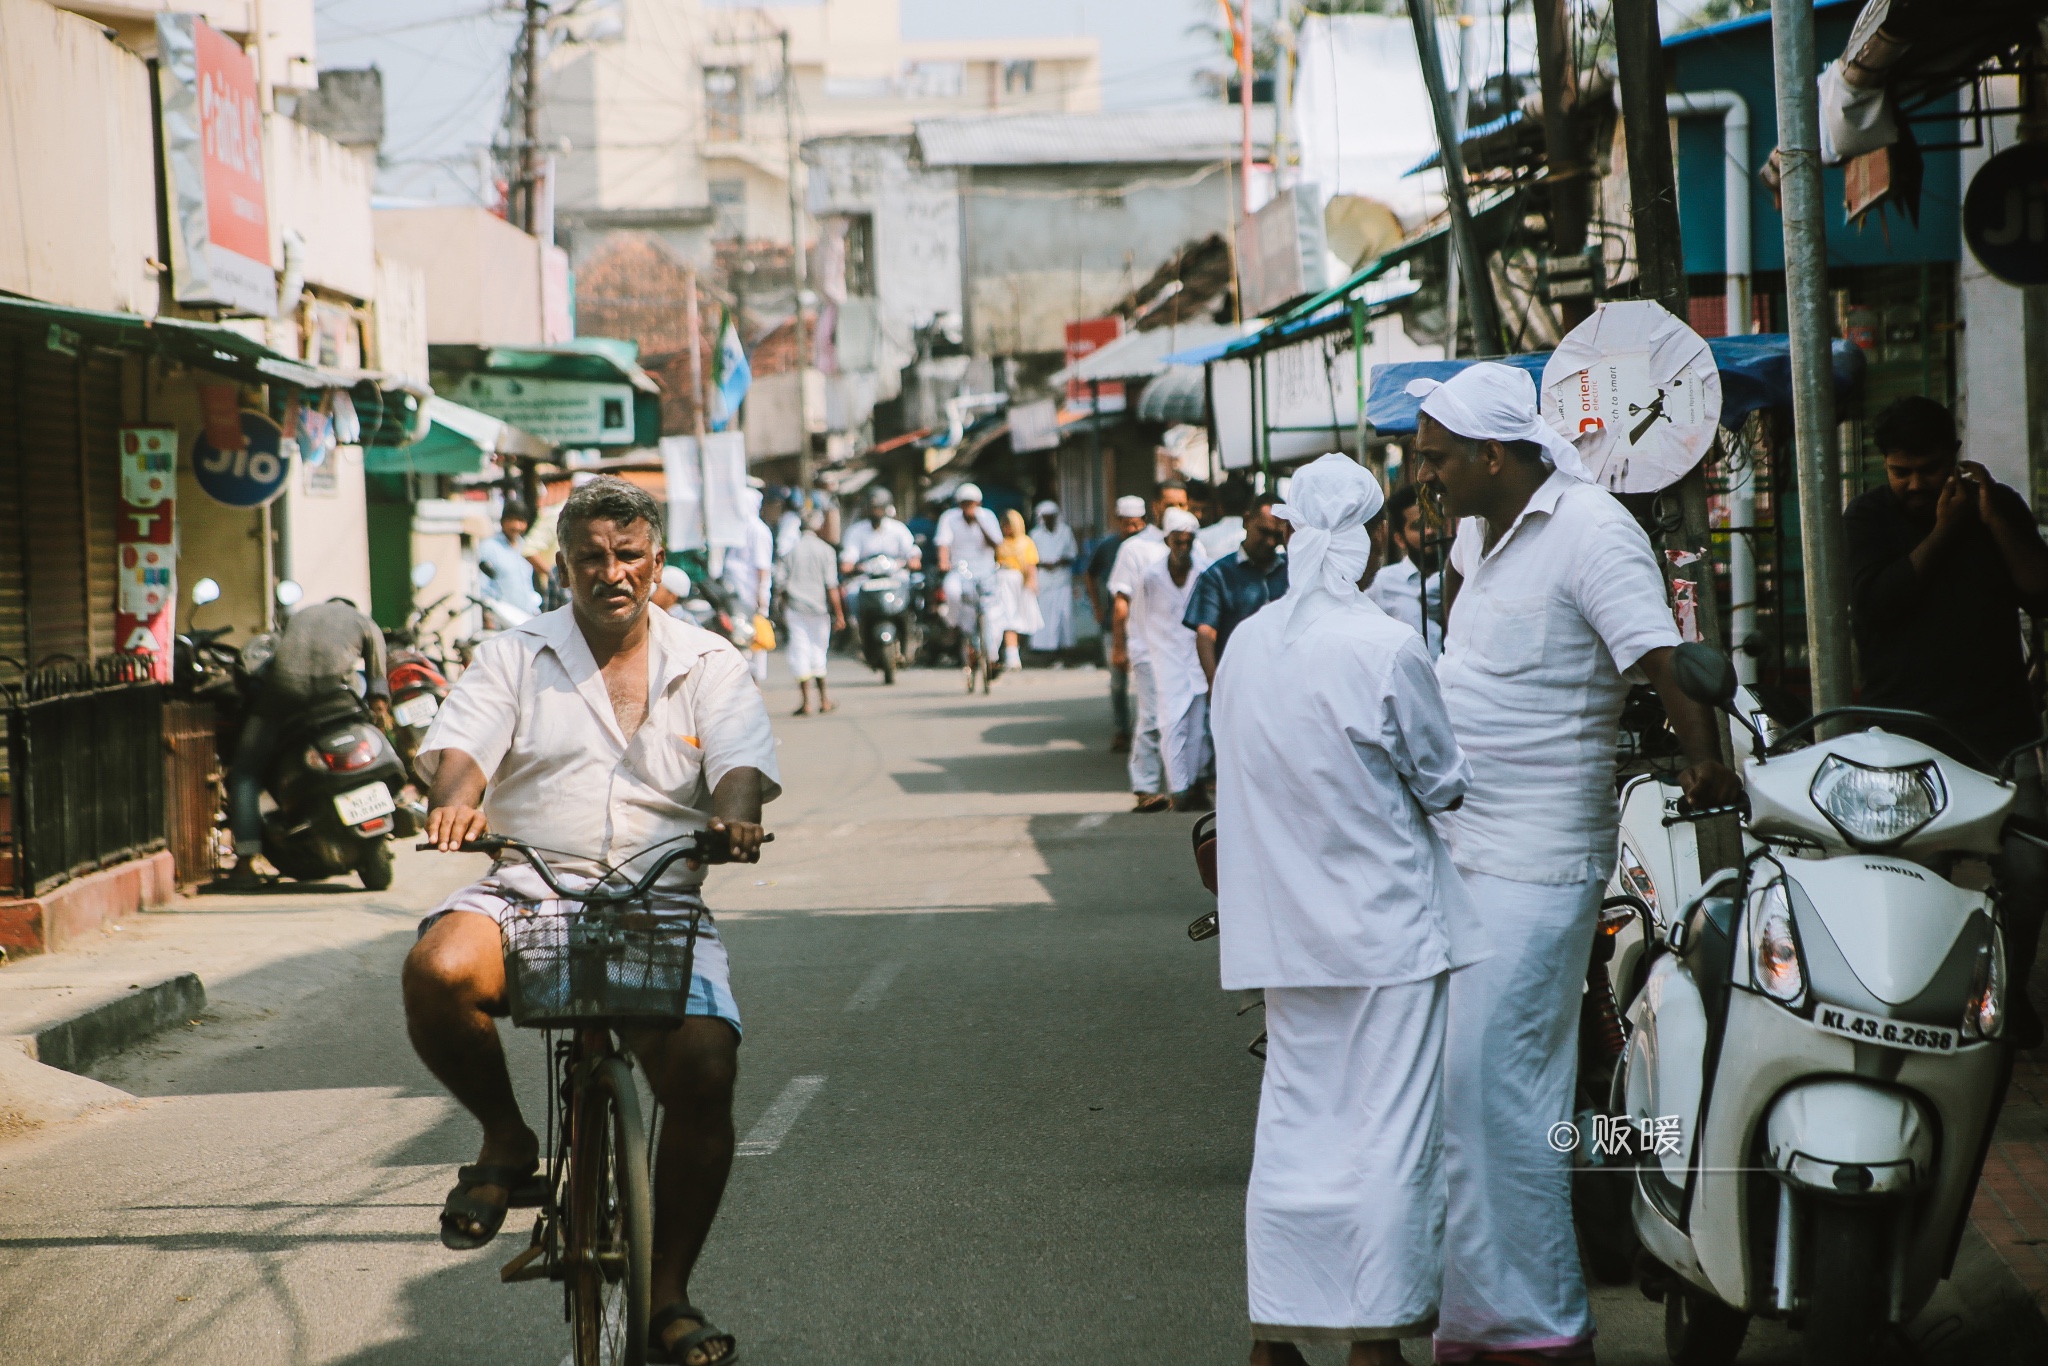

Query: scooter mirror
[[275, 579, 305, 608], [1672, 642, 1737, 709], [190, 577, 221, 607], [411, 561, 438, 590]]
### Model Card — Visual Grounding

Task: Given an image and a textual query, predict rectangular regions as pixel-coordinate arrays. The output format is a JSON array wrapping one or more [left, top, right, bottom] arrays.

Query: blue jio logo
[[193, 410, 291, 508], [1964, 144, 2048, 288]]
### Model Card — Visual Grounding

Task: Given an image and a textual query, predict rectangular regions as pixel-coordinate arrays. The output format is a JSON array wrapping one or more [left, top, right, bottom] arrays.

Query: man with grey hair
[[407, 475, 774, 1366]]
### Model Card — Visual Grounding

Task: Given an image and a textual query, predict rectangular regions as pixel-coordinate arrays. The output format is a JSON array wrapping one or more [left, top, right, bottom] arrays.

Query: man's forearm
[[1640, 648, 1727, 767], [1196, 626, 1220, 687], [427, 750, 489, 810], [1112, 594, 1131, 650], [711, 767, 764, 825]]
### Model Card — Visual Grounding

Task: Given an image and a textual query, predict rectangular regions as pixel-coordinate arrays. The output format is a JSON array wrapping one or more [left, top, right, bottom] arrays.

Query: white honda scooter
[[1595, 644, 2018, 1366]]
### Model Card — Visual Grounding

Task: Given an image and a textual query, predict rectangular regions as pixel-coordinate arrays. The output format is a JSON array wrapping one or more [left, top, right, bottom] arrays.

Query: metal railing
[[1, 656, 166, 898]]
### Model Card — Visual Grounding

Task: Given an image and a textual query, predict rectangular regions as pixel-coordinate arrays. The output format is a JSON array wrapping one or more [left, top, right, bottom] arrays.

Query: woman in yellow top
[[994, 508, 1043, 671]]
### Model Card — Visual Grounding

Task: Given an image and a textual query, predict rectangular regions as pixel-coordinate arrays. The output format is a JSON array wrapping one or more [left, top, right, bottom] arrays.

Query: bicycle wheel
[[567, 1055, 653, 1366]]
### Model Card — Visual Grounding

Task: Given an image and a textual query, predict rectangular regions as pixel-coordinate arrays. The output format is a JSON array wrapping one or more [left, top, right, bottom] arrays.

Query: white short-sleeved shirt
[[418, 606, 782, 891], [1214, 592, 1485, 988], [1437, 471, 1680, 884], [1107, 527, 1168, 663], [1368, 557, 1444, 658], [1132, 546, 1211, 698], [839, 516, 918, 570], [935, 507, 1002, 572]]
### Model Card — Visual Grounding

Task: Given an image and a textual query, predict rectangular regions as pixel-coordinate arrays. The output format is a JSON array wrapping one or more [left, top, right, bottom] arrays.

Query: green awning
[[365, 396, 553, 476]]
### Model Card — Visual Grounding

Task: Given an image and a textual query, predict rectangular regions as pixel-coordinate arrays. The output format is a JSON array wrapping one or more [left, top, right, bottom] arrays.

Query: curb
[[9, 973, 207, 1075]]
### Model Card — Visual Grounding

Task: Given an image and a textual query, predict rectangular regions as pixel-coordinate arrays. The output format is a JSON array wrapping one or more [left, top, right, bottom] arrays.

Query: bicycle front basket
[[501, 909, 700, 1028]]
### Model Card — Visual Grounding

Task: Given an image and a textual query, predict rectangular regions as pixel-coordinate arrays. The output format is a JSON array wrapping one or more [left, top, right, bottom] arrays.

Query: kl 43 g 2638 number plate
[[1814, 1004, 1958, 1055]]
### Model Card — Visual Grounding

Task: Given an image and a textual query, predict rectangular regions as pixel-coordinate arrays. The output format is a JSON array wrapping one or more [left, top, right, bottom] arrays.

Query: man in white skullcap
[[1108, 482, 1193, 810], [1213, 452, 1483, 1366], [1408, 363, 1740, 1365], [1127, 507, 1212, 810], [1028, 500, 1079, 653], [935, 483, 1004, 669]]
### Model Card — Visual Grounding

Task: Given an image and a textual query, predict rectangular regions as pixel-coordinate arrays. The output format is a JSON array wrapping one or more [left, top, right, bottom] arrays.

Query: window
[[845, 213, 875, 297], [709, 178, 746, 239], [703, 67, 743, 140], [899, 61, 963, 99], [1002, 60, 1035, 96]]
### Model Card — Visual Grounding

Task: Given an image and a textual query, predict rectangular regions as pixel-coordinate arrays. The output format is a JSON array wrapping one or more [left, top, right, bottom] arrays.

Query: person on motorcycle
[[405, 476, 776, 1366], [1410, 363, 1740, 1365], [839, 487, 920, 585], [225, 597, 390, 888], [935, 483, 1004, 667]]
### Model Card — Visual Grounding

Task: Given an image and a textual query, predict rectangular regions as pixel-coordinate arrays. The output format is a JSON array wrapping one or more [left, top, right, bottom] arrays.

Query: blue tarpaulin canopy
[[1364, 334, 1867, 436]]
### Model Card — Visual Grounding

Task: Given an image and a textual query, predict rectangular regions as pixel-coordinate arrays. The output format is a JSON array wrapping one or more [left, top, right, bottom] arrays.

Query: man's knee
[[402, 914, 505, 1016], [636, 1019, 738, 1111]]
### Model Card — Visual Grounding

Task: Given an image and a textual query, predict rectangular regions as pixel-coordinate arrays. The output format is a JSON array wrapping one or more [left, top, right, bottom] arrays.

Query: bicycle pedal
[[499, 1242, 550, 1283]]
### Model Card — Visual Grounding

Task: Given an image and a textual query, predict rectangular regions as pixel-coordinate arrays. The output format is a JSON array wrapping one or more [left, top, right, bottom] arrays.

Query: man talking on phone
[[1845, 396, 2048, 1047]]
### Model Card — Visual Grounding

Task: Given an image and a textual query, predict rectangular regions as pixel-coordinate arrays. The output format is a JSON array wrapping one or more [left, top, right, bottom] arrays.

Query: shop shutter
[[0, 332, 26, 673], [16, 348, 91, 668], [78, 352, 123, 661]]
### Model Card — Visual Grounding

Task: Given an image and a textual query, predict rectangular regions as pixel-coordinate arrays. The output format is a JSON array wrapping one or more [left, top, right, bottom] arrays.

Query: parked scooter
[[850, 553, 921, 684], [238, 580, 415, 890], [384, 564, 451, 794], [1592, 643, 2019, 1366]]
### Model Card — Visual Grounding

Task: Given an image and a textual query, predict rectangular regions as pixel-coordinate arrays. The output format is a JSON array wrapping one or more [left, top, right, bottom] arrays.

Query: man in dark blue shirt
[[1185, 496, 1290, 687]]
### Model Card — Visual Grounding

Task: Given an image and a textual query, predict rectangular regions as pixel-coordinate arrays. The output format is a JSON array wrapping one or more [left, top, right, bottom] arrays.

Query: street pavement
[[0, 655, 1819, 1364]]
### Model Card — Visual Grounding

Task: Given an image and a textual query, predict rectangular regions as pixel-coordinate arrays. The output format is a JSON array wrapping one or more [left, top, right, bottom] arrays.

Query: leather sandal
[[649, 1302, 738, 1364]]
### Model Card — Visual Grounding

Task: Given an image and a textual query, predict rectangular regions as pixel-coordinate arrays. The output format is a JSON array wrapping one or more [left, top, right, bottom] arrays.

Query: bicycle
[[952, 566, 996, 695], [419, 827, 769, 1366]]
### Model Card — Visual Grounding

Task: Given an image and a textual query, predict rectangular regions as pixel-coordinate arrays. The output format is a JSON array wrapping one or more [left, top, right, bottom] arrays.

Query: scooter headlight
[[1962, 929, 2005, 1040], [1750, 881, 1807, 1006], [1808, 755, 1946, 848]]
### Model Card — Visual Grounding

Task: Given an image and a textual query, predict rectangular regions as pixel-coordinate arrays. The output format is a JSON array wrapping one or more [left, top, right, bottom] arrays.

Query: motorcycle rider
[[225, 596, 391, 888], [839, 487, 920, 587]]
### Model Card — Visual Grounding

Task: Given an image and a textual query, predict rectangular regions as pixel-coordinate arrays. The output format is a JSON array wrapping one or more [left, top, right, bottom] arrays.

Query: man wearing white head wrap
[[1127, 507, 1212, 808], [1409, 366, 1741, 1364], [1028, 500, 1079, 651], [1212, 453, 1485, 1365], [1108, 483, 1192, 807]]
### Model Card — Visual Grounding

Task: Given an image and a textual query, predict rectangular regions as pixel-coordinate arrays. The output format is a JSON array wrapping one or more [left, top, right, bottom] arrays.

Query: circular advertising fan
[[1539, 300, 1722, 493]]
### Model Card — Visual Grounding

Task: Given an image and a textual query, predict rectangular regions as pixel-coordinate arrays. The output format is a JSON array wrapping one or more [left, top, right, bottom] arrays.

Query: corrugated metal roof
[[915, 106, 1276, 168], [1050, 321, 1253, 384]]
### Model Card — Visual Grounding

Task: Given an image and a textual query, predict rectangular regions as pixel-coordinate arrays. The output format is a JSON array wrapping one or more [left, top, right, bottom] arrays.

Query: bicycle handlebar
[[414, 829, 773, 906]]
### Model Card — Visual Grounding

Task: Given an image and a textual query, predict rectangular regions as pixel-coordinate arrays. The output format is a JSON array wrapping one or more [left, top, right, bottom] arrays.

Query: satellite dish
[[1540, 300, 1722, 493], [1324, 195, 1407, 271]]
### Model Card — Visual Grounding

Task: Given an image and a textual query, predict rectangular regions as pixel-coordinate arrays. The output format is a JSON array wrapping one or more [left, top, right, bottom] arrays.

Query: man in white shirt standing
[[934, 483, 1004, 668], [1109, 481, 1191, 811], [1367, 484, 1445, 658], [408, 476, 775, 1366], [1028, 500, 1079, 653], [722, 487, 776, 685], [1130, 508, 1211, 810], [1409, 365, 1740, 1365], [1214, 453, 1483, 1366]]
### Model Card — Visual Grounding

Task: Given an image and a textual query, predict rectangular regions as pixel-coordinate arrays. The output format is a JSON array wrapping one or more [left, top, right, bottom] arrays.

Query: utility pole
[[520, 0, 543, 233], [1531, 0, 1592, 329], [686, 266, 708, 439], [1274, 3, 1295, 192], [1769, 0, 1853, 716], [1237, 0, 1254, 217], [1407, 0, 1505, 355], [781, 28, 812, 495]]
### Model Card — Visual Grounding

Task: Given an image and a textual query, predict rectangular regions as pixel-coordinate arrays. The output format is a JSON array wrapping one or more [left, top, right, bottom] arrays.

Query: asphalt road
[[0, 657, 1812, 1365]]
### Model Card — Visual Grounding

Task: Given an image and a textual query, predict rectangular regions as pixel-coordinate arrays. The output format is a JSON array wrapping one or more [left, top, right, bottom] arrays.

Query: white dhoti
[[1161, 690, 1210, 795], [785, 609, 832, 681], [1436, 871, 1602, 1361], [1031, 569, 1076, 650], [995, 566, 1043, 636], [1126, 660, 1163, 794], [1249, 975, 1449, 1342]]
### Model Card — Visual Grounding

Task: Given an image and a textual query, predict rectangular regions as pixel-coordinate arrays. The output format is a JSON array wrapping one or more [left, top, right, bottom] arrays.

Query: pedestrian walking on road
[[1109, 483, 1192, 808], [406, 475, 776, 1366], [1087, 496, 1147, 750], [784, 511, 846, 715], [1212, 452, 1485, 1366], [1410, 364, 1740, 1364], [1029, 500, 1079, 653], [1129, 508, 1211, 811], [723, 486, 776, 685], [995, 507, 1043, 671]]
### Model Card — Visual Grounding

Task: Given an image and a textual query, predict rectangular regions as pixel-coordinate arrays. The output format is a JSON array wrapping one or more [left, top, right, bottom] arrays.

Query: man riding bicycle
[[405, 476, 777, 1366]]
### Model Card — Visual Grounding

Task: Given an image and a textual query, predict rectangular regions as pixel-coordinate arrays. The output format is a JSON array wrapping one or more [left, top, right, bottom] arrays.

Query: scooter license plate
[[334, 782, 397, 827], [393, 693, 440, 728], [1813, 1004, 1959, 1055]]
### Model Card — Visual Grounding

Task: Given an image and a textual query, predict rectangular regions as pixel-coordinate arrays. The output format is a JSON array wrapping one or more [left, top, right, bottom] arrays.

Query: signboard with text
[[157, 14, 275, 316], [117, 428, 178, 679], [194, 411, 291, 508], [456, 374, 637, 445], [1964, 144, 2048, 287], [1064, 318, 1125, 413]]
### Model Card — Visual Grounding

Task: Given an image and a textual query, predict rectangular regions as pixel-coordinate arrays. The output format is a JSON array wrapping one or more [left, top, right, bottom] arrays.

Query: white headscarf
[[1034, 499, 1059, 518], [1161, 507, 1201, 536], [1272, 453, 1385, 642], [1404, 362, 1592, 481]]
